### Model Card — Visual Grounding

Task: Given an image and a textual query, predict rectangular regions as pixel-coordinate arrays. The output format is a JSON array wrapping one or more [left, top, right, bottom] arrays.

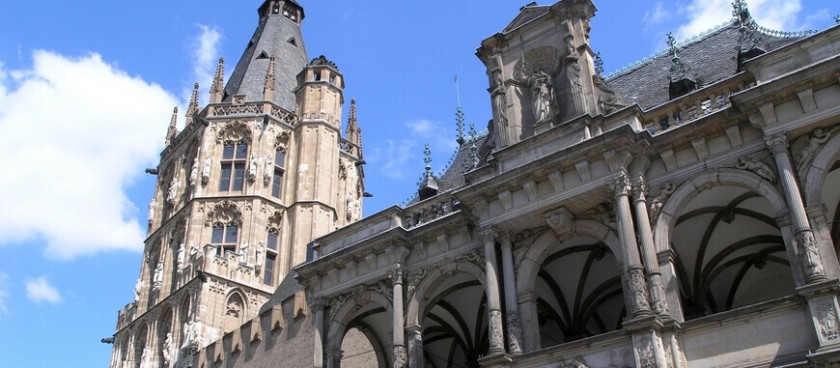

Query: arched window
[[212, 222, 238, 256], [219, 140, 248, 192], [264, 228, 279, 285], [224, 293, 246, 332], [272, 149, 285, 198]]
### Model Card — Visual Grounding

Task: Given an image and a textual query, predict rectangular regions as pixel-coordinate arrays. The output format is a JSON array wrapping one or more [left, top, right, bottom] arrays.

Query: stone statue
[[255, 242, 265, 268], [346, 195, 361, 222], [183, 317, 202, 349], [147, 199, 155, 226], [239, 241, 249, 264], [530, 70, 554, 123], [201, 158, 211, 185], [263, 154, 273, 185], [176, 244, 185, 272], [133, 279, 143, 302], [161, 332, 173, 366], [189, 157, 199, 187], [153, 261, 164, 290], [248, 155, 258, 181], [138, 347, 152, 368], [649, 182, 676, 225], [166, 178, 179, 205]]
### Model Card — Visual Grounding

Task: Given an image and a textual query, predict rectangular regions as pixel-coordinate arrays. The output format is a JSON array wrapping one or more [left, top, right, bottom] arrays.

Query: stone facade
[[110, 1, 840, 367]]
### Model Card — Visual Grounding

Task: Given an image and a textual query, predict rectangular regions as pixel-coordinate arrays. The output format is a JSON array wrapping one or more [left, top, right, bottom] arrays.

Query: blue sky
[[0, 0, 835, 366]]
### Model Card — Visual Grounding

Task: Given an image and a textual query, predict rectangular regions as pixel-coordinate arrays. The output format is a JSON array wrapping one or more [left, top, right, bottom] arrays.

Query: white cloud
[[643, 2, 670, 26], [674, 0, 803, 41], [25, 276, 61, 305], [188, 24, 222, 106], [0, 51, 178, 259], [368, 119, 458, 180], [0, 272, 9, 315]]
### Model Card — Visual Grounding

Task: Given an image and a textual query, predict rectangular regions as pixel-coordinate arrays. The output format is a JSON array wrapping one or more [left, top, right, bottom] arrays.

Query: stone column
[[499, 232, 523, 354], [406, 325, 424, 368], [325, 348, 342, 368], [482, 227, 507, 355], [311, 297, 326, 368], [389, 266, 408, 368], [612, 172, 652, 318], [766, 135, 827, 284], [632, 175, 669, 316]]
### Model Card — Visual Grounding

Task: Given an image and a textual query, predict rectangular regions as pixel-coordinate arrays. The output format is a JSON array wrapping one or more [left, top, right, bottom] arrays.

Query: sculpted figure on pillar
[[627, 268, 651, 316], [189, 157, 199, 188], [797, 230, 825, 280], [393, 345, 408, 368]]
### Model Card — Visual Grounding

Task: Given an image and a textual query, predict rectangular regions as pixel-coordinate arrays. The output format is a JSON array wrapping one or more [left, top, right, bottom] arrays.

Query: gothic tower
[[108, 1, 365, 367]]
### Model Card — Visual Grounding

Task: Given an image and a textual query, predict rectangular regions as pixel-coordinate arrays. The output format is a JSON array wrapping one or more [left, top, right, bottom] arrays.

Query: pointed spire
[[166, 107, 178, 146], [732, 0, 750, 23], [210, 57, 225, 103], [423, 144, 432, 177], [594, 52, 604, 76], [186, 83, 199, 124], [263, 56, 276, 101], [454, 75, 465, 145], [345, 99, 362, 148]]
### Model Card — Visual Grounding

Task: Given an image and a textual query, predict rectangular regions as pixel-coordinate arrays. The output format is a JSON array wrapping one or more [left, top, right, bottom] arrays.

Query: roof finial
[[423, 144, 432, 177], [210, 57, 225, 103], [454, 75, 465, 145], [468, 124, 479, 170], [667, 32, 691, 81], [667, 32, 678, 60], [835, 14, 840, 24], [186, 83, 199, 124], [166, 107, 178, 146], [731, 0, 750, 24]]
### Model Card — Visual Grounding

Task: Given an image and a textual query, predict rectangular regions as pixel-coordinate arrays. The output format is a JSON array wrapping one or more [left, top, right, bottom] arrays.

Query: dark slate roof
[[606, 21, 801, 110], [224, 5, 308, 112]]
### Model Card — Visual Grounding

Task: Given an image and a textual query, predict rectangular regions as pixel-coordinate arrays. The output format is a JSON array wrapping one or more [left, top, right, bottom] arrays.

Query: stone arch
[[653, 168, 788, 254], [325, 287, 392, 365], [223, 289, 248, 333], [804, 128, 840, 207], [516, 220, 622, 295], [405, 256, 486, 329]]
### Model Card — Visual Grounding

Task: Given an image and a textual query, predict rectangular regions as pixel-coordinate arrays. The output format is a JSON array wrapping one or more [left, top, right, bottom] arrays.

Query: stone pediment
[[501, 4, 549, 34]]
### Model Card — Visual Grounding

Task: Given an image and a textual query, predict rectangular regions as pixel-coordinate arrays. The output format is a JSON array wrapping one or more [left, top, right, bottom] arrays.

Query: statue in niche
[[263, 154, 273, 185], [248, 155, 258, 182], [239, 241, 249, 264], [183, 317, 203, 349], [201, 158, 211, 185], [166, 178, 179, 205], [138, 347, 152, 368], [255, 242, 265, 269], [176, 244, 185, 272], [529, 70, 555, 123], [133, 279, 143, 302], [161, 333, 173, 366], [147, 199, 155, 226], [153, 260, 164, 289], [189, 157, 199, 188]]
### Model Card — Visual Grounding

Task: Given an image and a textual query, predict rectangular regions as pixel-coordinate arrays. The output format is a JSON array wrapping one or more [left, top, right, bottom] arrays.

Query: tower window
[[212, 222, 238, 257], [272, 149, 285, 198], [282, 4, 298, 23], [264, 228, 280, 285], [219, 140, 248, 192]]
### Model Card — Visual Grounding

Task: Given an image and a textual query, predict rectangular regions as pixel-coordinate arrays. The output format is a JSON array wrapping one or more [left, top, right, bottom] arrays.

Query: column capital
[[611, 170, 632, 197], [498, 231, 512, 249], [388, 266, 405, 285], [309, 296, 327, 312], [765, 134, 789, 154], [481, 226, 498, 245], [632, 172, 648, 202]]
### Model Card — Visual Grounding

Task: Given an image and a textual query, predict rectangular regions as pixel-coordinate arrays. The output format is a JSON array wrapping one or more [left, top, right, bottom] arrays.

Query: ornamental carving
[[793, 126, 838, 180], [309, 296, 326, 312], [635, 336, 655, 368], [205, 200, 242, 227], [214, 121, 252, 144], [387, 266, 404, 285], [817, 301, 839, 340], [611, 170, 632, 197], [735, 154, 776, 183], [797, 230, 825, 281], [627, 268, 651, 315], [275, 131, 290, 149], [559, 357, 589, 368], [765, 134, 789, 155], [506, 312, 524, 354], [393, 345, 408, 368], [488, 309, 505, 351], [649, 182, 676, 225]]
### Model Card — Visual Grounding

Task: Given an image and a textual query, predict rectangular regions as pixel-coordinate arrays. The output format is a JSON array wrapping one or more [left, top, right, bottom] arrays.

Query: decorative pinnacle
[[187, 83, 199, 118], [170, 107, 178, 127], [731, 0, 750, 23], [456, 106, 465, 145], [349, 99, 358, 123], [264, 56, 276, 92], [423, 144, 432, 176], [469, 124, 478, 168], [835, 14, 840, 24], [210, 57, 225, 95], [594, 52, 604, 76]]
